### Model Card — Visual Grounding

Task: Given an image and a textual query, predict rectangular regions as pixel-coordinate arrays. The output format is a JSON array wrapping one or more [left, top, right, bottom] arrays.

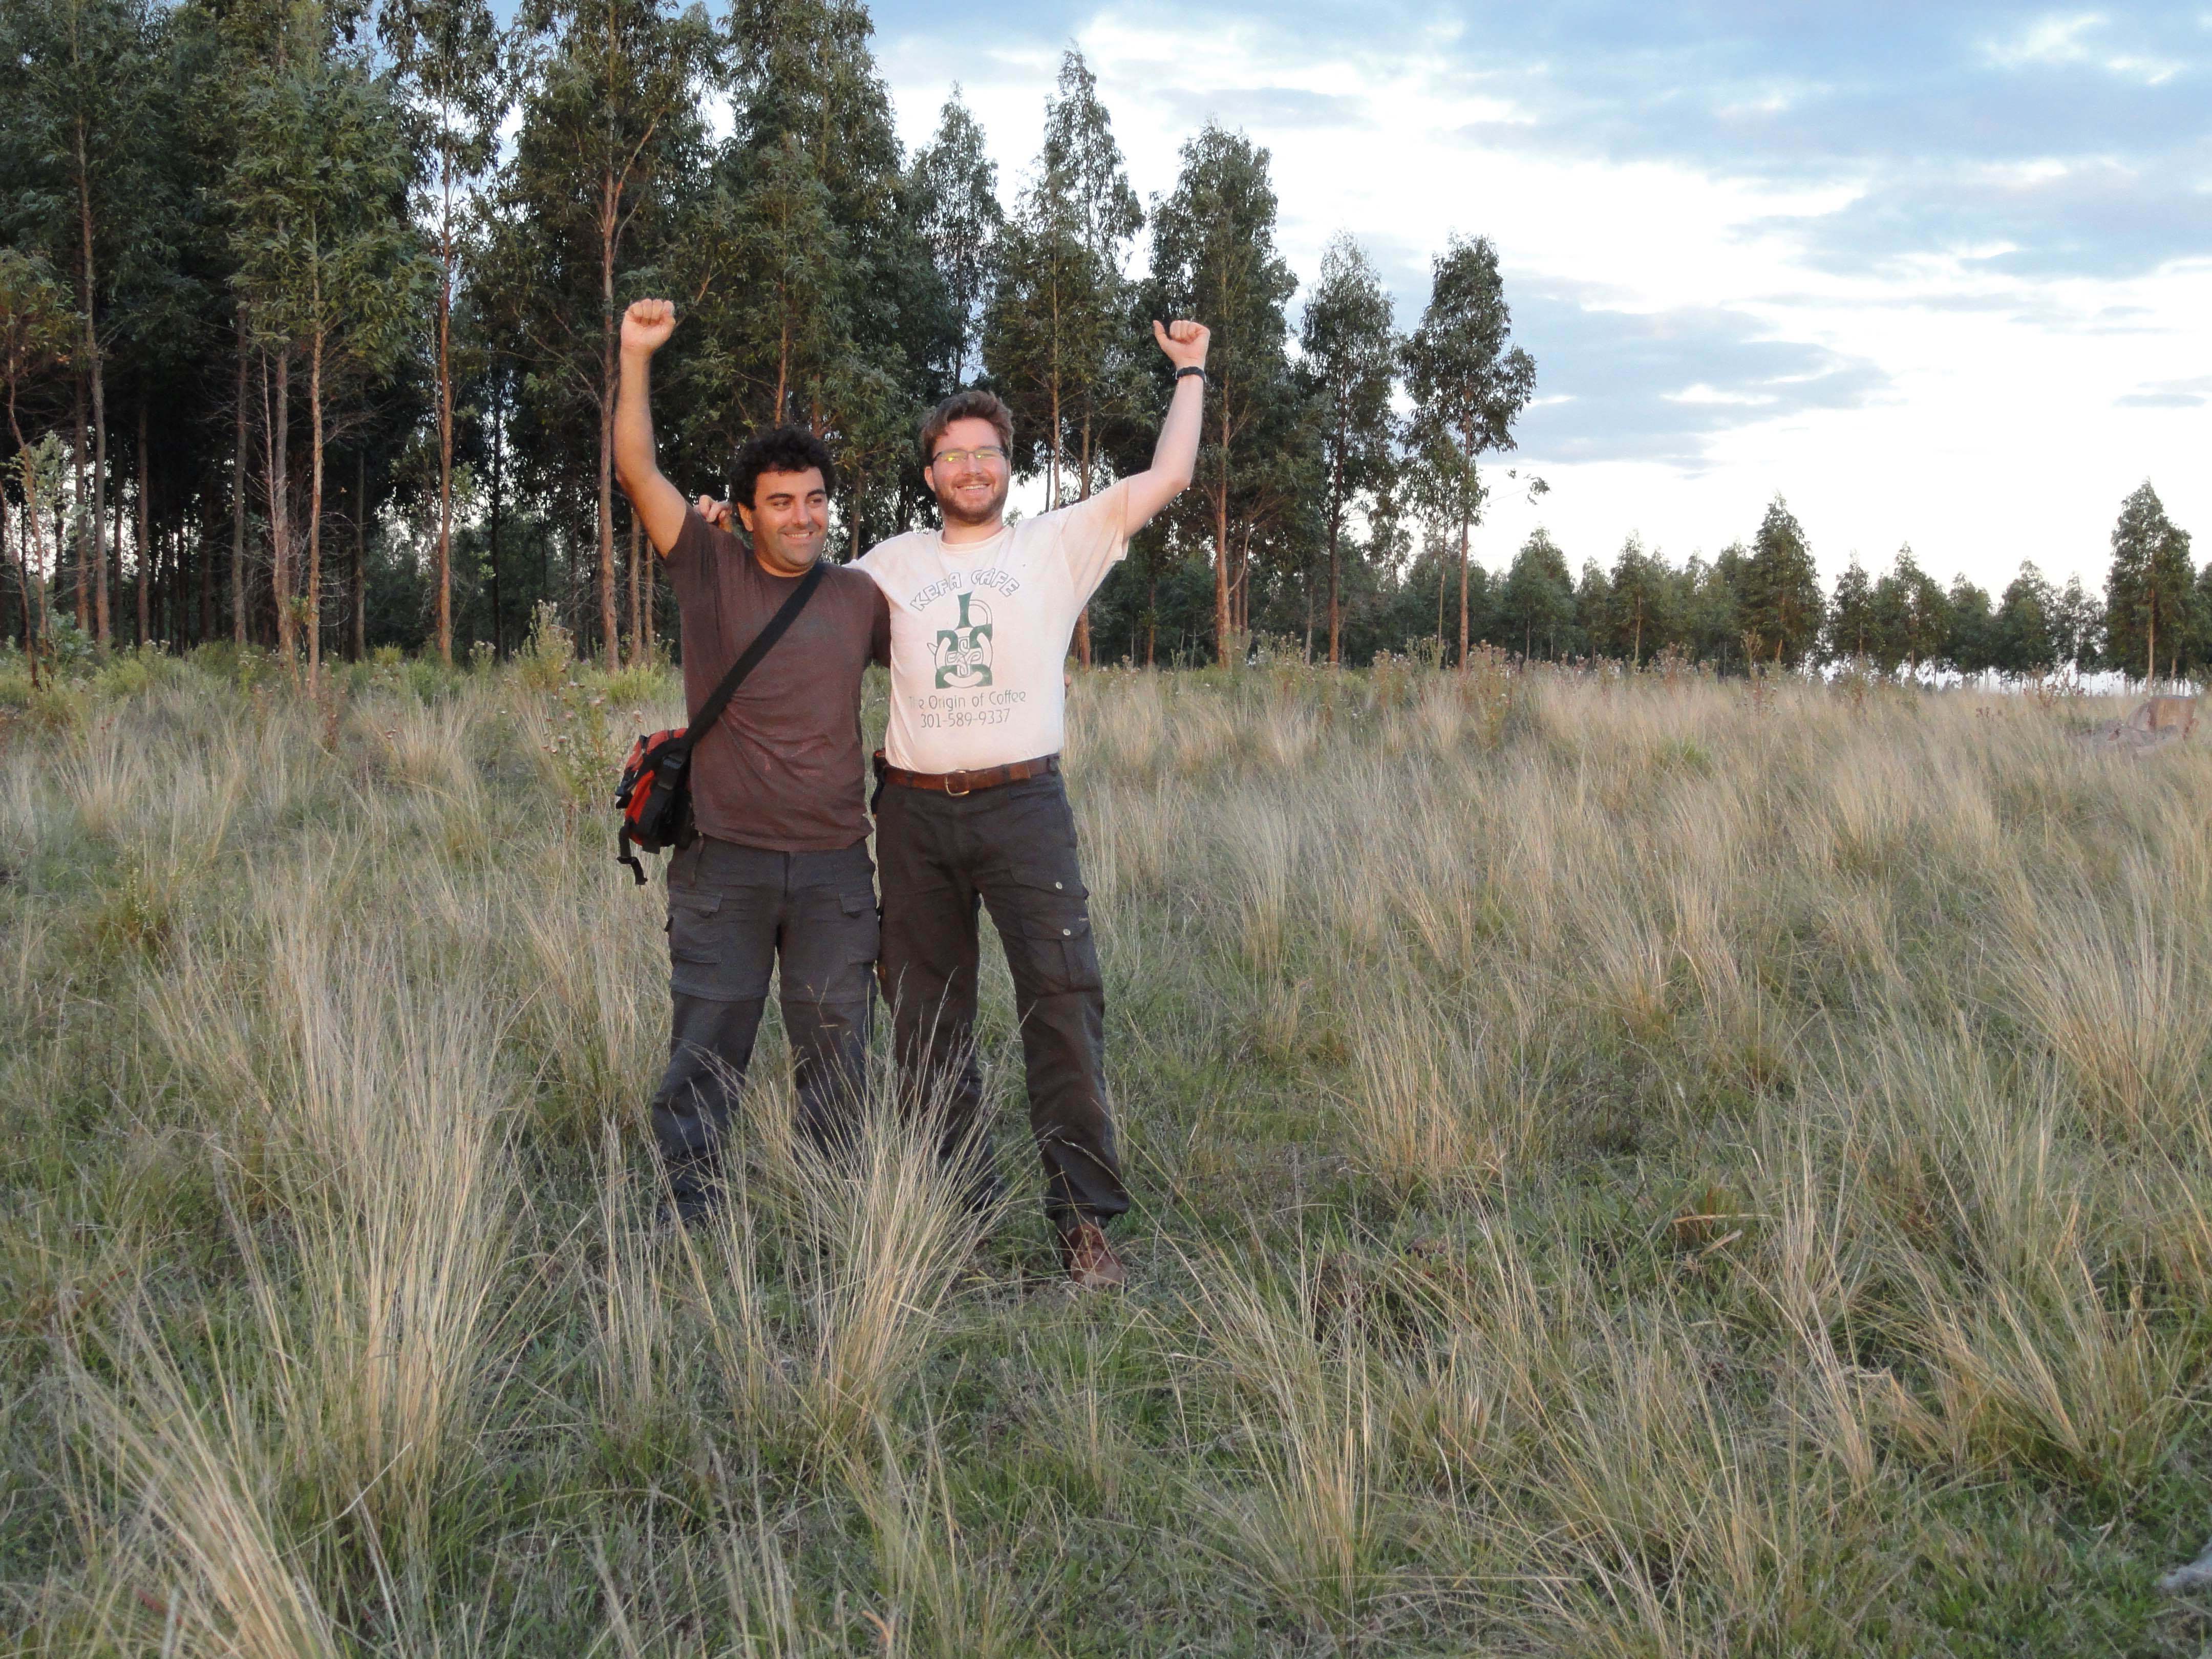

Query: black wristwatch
[[1175, 365, 1207, 383]]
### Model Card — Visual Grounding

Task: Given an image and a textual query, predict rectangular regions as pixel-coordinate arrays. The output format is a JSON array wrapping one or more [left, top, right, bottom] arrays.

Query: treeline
[[1454, 482, 2195, 683], [0, 0, 2195, 684]]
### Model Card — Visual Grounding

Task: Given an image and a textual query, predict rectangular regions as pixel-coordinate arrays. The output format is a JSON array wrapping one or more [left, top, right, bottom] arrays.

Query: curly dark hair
[[731, 426, 837, 512]]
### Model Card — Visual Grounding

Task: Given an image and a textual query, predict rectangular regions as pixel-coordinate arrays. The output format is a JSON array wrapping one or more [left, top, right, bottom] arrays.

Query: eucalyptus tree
[[1296, 232, 1396, 665], [1146, 122, 1295, 663], [1827, 554, 1876, 663], [979, 53, 1141, 661], [1738, 495, 1823, 670], [0, 250, 76, 680], [488, 0, 713, 665], [1992, 562, 2055, 675], [1402, 233, 1535, 668], [2050, 572, 2100, 671], [228, 8, 420, 682], [692, 0, 934, 552], [2103, 480, 2193, 685], [1, 0, 171, 647], [1604, 533, 1675, 666], [1944, 576, 1995, 675], [1037, 50, 1141, 510], [987, 51, 1141, 507], [1684, 546, 1746, 670], [1870, 544, 1945, 675], [1494, 526, 1574, 660], [381, 0, 503, 664], [1573, 560, 1609, 660], [909, 88, 1001, 388]]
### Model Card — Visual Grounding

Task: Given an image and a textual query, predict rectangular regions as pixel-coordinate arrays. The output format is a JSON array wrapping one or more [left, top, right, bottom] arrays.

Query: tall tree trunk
[[76, 117, 110, 650], [628, 508, 643, 668], [307, 326, 325, 689], [72, 373, 88, 632], [488, 391, 504, 657], [1326, 449, 1343, 667], [135, 402, 150, 649], [198, 487, 214, 643], [352, 449, 367, 661], [1213, 391, 1231, 665], [232, 313, 248, 645], [434, 173, 455, 664], [596, 183, 620, 669], [267, 350, 293, 667], [1456, 442, 1472, 670], [774, 306, 789, 422], [1073, 411, 1092, 667], [109, 491, 122, 651], [1046, 340, 1061, 511], [11, 508, 35, 685], [8, 392, 48, 687]]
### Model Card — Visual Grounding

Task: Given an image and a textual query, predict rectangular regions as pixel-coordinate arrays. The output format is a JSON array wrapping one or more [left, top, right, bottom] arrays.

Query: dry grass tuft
[[10, 656, 2212, 1653]]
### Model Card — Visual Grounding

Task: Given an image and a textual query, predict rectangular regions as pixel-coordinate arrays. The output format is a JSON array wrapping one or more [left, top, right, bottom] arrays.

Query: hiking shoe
[[1059, 1220, 1126, 1291]]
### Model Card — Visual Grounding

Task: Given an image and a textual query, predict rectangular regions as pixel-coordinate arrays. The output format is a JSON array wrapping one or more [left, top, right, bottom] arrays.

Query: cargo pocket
[[999, 867, 1101, 996], [840, 887, 882, 964], [785, 885, 879, 1005], [668, 886, 774, 1002]]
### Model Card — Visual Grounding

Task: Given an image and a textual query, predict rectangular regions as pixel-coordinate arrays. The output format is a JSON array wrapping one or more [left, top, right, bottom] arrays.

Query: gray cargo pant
[[650, 835, 879, 1208], [874, 767, 1129, 1234]]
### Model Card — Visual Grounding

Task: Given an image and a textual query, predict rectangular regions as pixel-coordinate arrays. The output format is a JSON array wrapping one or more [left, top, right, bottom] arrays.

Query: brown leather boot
[[1059, 1220, 1127, 1290]]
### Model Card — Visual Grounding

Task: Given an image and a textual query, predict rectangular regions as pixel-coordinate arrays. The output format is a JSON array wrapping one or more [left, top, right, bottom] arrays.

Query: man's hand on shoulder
[[622, 298, 677, 356], [695, 495, 733, 531]]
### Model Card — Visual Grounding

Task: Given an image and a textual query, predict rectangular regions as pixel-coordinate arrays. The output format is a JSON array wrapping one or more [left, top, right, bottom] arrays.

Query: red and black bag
[[615, 560, 825, 884]]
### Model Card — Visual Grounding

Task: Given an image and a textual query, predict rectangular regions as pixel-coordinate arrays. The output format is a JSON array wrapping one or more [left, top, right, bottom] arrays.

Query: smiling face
[[923, 416, 1012, 531], [736, 466, 829, 576]]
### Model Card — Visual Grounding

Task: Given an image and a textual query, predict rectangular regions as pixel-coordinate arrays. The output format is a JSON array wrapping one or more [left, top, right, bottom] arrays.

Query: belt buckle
[[945, 769, 972, 797]]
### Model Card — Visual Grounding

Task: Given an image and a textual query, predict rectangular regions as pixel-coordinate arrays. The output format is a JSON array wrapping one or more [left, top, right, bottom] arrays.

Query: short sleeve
[[1053, 481, 1132, 605], [665, 505, 726, 582], [868, 583, 891, 667]]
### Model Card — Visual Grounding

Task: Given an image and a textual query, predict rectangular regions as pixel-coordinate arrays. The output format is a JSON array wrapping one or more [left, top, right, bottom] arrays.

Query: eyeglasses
[[929, 445, 1006, 470]]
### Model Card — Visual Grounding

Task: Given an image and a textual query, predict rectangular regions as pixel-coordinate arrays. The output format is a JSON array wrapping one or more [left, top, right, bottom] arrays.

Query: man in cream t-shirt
[[862, 320, 1210, 1289]]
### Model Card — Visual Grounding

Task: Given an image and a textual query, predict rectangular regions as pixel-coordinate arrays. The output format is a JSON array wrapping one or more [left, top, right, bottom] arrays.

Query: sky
[[864, 0, 2212, 593]]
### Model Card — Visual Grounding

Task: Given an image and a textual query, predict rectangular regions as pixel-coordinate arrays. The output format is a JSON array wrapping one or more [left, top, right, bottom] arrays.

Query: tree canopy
[[0, 3, 2190, 679]]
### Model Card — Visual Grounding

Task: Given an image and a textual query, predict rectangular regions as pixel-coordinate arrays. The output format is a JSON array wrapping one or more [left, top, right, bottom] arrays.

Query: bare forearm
[[615, 347, 686, 554], [1124, 375, 1204, 532]]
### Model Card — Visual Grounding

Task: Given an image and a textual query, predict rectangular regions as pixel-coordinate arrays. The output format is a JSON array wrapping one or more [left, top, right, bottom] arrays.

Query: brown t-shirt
[[664, 506, 889, 852]]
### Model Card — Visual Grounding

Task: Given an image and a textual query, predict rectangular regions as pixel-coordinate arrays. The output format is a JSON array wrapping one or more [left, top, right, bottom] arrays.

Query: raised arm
[[614, 299, 689, 556], [1119, 320, 1210, 534]]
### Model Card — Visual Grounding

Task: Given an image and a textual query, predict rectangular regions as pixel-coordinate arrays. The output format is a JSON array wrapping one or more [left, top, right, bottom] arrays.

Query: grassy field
[[4, 638, 2212, 1656]]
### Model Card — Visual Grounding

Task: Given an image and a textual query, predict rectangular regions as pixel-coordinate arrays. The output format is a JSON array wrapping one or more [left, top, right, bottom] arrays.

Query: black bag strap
[[682, 559, 826, 749]]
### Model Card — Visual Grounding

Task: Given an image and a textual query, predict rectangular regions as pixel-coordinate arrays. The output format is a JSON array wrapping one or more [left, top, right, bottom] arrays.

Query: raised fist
[[622, 298, 677, 355], [1152, 318, 1210, 371]]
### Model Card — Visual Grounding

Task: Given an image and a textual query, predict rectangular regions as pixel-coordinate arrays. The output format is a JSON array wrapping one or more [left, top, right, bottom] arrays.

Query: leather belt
[[875, 751, 1059, 797]]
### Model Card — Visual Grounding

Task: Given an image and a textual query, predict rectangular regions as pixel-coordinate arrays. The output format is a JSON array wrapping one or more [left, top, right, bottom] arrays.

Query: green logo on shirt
[[933, 592, 993, 689]]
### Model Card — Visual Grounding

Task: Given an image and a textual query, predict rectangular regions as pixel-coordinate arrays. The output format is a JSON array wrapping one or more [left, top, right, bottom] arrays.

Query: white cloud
[[1984, 12, 2186, 82], [879, 8, 2212, 591]]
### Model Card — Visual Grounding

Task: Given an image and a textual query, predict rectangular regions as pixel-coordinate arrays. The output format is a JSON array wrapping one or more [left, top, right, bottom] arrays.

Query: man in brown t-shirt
[[615, 298, 890, 1221]]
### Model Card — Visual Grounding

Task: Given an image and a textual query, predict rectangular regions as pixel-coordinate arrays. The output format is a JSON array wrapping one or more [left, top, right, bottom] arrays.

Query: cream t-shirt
[[857, 483, 1130, 773]]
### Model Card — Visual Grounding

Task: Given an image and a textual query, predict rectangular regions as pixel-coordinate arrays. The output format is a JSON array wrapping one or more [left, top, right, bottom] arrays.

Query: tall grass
[[6, 651, 2212, 1653]]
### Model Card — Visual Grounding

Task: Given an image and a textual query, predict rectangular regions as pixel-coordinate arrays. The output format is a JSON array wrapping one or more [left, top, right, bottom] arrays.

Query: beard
[[933, 473, 1009, 529]]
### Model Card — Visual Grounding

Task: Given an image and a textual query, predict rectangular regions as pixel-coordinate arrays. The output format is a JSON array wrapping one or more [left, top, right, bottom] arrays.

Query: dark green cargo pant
[[650, 835, 878, 1208], [873, 767, 1129, 1232]]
